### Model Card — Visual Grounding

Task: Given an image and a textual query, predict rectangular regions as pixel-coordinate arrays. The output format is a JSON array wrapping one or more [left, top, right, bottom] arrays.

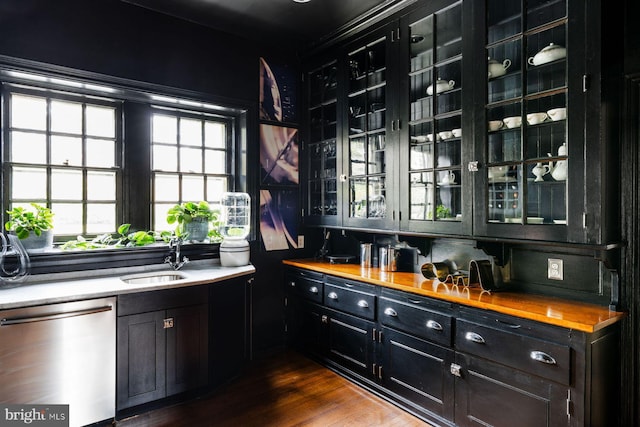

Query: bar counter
[[283, 259, 625, 333]]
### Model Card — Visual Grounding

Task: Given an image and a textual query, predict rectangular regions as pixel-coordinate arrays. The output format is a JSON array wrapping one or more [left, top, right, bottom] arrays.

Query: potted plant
[[5, 203, 54, 251], [166, 201, 218, 242]]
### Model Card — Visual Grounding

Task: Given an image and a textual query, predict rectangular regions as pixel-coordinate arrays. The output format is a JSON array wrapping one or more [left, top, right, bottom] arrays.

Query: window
[[4, 87, 121, 236], [151, 109, 232, 231]]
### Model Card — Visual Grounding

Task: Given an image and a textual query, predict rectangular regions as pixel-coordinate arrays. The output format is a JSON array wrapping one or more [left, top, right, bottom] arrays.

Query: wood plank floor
[[116, 350, 431, 427]]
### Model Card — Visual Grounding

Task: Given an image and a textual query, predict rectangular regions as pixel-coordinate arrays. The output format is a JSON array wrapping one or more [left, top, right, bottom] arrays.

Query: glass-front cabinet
[[305, 61, 340, 226], [400, 1, 470, 235], [342, 25, 395, 229], [474, 0, 585, 242]]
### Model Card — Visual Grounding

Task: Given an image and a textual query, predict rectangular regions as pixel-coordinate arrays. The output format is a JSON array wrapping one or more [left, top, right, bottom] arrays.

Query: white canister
[[220, 239, 250, 266]]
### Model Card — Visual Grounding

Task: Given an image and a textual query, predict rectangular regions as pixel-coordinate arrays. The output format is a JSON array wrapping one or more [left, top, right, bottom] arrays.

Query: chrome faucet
[[165, 237, 189, 270]]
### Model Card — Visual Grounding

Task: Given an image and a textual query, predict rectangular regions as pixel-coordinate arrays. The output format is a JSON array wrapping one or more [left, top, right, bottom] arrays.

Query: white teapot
[[427, 78, 455, 96], [547, 143, 568, 181], [488, 58, 511, 79]]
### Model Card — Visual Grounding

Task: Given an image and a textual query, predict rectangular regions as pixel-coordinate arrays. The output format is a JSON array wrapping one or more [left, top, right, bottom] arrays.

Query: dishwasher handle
[[1, 305, 113, 326]]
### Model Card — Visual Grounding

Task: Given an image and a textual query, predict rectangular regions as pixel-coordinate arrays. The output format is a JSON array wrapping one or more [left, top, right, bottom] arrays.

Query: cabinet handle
[[408, 299, 422, 304], [426, 320, 443, 331], [309, 286, 319, 294], [530, 351, 557, 365], [383, 307, 397, 317], [465, 331, 485, 344], [289, 280, 296, 287], [321, 315, 328, 324], [163, 318, 174, 329], [357, 299, 369, 308], [450, 363, 462, 377], [496, 319, 521, 329], [328, 292, 338, 300]]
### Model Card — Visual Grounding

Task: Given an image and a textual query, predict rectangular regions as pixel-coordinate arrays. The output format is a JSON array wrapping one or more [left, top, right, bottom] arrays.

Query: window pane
[[51, 135, 82, 166], [154, 203, 174, 231], [51, 203, 82, 235], [51, 100, 82, 134], [11, 131, 46, 164], [11, 94, 46, 131], [153, 145, 178, 171], [182, 175, 204, 201], [180, 118, 202, 146], [205, 122, 226, 148], [154, 173, 179, 201], [87, 203, 115, 233], [207, 177, 227, 202], [205, 150, 226, 174], [153, 115, 177, 144], [51, 169, 82, 200], [87, 171, 116, 200], [180, 147, 203, 173], [12, 167, 46, 199], [86, 138, 116, 167], [86, 105, 115, 138]]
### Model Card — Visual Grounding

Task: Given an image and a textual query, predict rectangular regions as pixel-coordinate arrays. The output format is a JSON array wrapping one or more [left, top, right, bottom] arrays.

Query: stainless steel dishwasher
[[0, 297, 116, 427]]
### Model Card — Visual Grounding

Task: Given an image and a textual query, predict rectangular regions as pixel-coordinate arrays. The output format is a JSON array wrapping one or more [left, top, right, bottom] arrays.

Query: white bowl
[[452, 128, 462, 137], [547, 107, 567, 121], [503, 116, 522, 128], [438, 131, 453, 140], [527, 112, 548, 125], [488, 165, 508, 179], [488, 120, 503, 131]]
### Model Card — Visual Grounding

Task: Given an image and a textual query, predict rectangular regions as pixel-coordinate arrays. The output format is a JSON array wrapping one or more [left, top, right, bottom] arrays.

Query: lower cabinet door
[[454, 352, 569, 427], [381, 327, 455, 423], [287, 299, 326, 357], [325, 309, 375, 379], [117, 310, 167, 410], [166, 304, 209, 396]]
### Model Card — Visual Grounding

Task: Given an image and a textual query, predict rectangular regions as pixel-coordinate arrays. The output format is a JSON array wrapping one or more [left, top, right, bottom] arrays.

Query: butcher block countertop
[[283, 259, 625, 333]]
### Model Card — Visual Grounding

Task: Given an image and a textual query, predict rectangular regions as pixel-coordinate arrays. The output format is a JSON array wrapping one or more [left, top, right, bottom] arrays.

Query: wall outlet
[[547, 258, 564, 280]]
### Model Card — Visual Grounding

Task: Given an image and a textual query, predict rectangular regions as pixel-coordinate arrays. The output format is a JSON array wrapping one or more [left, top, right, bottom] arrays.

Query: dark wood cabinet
[[301, 0, 617, 246], [285, 266, 620, 427], [117, 286, 209, 411]]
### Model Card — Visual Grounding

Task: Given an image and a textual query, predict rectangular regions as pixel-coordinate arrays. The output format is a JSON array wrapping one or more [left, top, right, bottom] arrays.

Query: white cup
[[527, 112, 548, 125], [502, 116, 522, 128], [438, 131, 453, 140], [488, 120, 504, 131], [547, 107, 567, 121]]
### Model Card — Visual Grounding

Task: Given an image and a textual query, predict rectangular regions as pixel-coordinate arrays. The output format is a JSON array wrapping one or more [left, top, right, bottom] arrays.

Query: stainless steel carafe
[[360, 243, 372, 268], [379, 245, 398, 271]]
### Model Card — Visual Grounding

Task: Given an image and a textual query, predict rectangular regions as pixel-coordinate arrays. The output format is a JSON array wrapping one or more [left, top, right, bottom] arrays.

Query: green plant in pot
[[166, 201, 218, 242], [5, 203, 54, 251]]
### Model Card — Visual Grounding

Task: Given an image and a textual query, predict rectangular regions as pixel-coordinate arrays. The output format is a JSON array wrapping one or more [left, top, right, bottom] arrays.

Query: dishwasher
[[0, 297, 116, 427]]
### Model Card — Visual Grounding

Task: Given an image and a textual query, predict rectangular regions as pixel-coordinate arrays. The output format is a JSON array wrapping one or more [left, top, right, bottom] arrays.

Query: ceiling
[[122, 0, 401, 51]]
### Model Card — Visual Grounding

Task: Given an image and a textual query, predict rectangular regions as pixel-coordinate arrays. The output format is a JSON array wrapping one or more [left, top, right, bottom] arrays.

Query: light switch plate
[[548, 258, 564, 280], [298, 235, 304, 248]]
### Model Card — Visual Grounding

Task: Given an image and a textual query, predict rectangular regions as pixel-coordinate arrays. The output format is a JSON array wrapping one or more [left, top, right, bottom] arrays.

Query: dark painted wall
[[0, 0, 302, 356]]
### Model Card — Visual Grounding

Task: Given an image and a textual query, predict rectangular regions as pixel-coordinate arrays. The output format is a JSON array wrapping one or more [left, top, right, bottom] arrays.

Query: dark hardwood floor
[[116, 350, 430, 426]]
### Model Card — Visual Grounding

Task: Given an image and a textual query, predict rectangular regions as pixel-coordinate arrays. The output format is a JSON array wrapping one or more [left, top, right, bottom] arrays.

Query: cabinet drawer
[[118, 286, 208, 316], [323, 282, 376, 320], [456, 319, 571, 385], [379, 296, 452, 347], [285, 273, 323, 303]]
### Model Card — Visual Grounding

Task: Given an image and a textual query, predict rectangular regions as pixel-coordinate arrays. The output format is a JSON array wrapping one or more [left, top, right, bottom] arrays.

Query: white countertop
[[0, 260, 255, 310]]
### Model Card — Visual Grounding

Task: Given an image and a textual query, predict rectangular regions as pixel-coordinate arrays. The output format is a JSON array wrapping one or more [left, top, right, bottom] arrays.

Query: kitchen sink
[[120, 271, 187, 285]]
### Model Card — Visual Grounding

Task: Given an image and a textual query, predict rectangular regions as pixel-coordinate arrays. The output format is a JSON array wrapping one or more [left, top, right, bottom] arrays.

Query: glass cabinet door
[[306, 61, 339, 225], [403, 2, 465, 232], [344, 30, 393, 228], [483, 0, 569, 233]]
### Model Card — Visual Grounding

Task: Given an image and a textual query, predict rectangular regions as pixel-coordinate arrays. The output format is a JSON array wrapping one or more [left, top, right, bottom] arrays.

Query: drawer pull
[[328, 292, 338, 300], [357, 300, 369, 308], [309, 286, 319, 294], [496, 319, 521, 329], [384, 307, 398, 317], [289, 281, 296, 287], [426, 320, 443, 331], [408, 299, 422, 305], [465, 331, 485, 344], [530, 351, 557, 365]]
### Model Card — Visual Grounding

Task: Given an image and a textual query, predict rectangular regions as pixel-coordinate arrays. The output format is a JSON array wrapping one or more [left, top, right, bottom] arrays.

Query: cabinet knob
[[357, 299, 369, 308], [465, 331, 485, 344], [530, 350, 557, 365], [309, 286, 319, 294], [163, 318, 174, 329], [426, 320, 443, 331], [383, 307, 398, 317], [450, 363, 462, 377], [289, 281, 296, 287], [328, 291, 338, 300], [468, 161, 479, 172], [321, 315, 328, 324]]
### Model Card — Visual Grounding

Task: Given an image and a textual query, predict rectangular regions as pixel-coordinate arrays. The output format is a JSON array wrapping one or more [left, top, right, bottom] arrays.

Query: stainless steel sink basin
[[120, 271, 187, 285]]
